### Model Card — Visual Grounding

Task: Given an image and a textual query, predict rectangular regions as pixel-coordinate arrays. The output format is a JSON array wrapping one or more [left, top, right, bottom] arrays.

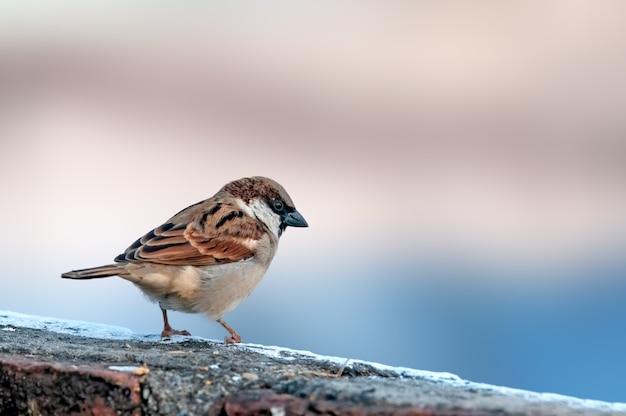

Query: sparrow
[[62, 176, 308, 343]]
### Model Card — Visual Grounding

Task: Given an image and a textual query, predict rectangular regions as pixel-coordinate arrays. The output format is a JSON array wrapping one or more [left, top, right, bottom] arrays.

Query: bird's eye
[[272, 199, 284, 212]]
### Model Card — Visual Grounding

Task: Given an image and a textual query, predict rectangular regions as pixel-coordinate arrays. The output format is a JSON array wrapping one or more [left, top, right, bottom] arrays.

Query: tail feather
[[61, 264, 124, 279]]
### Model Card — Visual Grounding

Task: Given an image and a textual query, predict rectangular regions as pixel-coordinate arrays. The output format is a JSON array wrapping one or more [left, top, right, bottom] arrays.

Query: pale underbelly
[[127, 259, 269, 321]]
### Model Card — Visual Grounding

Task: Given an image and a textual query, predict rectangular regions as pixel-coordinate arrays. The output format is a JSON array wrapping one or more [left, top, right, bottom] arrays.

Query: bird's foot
[[160, 308, 191, 339], [218, 319, 242, 344], [161, 328, 191, 339], [224, 333, 242, 344]]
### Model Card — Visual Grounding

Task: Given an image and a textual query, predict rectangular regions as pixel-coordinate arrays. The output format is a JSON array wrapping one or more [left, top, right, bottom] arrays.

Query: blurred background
[[1, 1, 626, 403]]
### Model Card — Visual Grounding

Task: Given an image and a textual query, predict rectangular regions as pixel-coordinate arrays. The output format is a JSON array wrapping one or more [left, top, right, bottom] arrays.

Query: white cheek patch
[[248, 199, 281, 239], [236, 199, 255, 218]]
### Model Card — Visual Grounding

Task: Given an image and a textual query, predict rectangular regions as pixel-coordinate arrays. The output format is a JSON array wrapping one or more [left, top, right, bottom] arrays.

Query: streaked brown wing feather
[[116, 200, 264, 266]]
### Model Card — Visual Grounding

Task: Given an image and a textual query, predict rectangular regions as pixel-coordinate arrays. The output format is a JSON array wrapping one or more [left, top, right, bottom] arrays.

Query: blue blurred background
[[1, 1, 625, 403]]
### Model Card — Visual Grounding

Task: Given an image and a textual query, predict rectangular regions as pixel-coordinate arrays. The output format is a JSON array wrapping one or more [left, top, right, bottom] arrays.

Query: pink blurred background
[[1, 2, 625, 402]]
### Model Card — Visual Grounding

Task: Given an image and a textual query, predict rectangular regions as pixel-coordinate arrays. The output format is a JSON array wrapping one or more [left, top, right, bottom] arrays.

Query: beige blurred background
[[1, 1, 626, 402]]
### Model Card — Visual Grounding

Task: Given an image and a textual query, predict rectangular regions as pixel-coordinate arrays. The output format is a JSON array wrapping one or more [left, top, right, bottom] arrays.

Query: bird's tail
[[61, 264, 124, 279]]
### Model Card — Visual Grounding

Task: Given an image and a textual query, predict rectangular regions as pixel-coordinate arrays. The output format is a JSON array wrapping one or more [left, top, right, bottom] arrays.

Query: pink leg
[[218, 319, 242, 344], [160, 308, 191, 338]]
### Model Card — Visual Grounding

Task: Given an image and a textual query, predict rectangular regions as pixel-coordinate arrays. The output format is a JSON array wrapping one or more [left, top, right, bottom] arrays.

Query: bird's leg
[[160, 308, 191, 338], [218, 319, 242, 344]]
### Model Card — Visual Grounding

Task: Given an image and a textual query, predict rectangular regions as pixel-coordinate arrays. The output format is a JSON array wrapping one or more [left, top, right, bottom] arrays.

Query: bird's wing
[[115, 202, 264, 266]]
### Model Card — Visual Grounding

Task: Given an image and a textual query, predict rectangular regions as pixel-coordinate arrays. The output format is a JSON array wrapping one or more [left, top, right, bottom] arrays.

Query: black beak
[[283, 210, 308, 227]]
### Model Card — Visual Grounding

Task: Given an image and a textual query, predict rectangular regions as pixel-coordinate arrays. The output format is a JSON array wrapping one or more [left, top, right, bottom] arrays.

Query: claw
[[160, 308, 191, 339], [218, 319, 242, 344]]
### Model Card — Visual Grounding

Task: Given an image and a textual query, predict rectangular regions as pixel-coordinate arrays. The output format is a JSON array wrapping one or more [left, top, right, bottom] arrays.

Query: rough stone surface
[[0, 323, 624, 416], [0, 356, 143, 415]]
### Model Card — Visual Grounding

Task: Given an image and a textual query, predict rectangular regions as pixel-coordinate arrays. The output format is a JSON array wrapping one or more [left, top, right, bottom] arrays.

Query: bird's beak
[[283, 210, 308, 227]]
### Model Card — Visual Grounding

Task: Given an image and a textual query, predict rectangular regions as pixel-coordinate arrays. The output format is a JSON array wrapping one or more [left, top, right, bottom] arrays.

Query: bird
[[62, 176, 308, 343]]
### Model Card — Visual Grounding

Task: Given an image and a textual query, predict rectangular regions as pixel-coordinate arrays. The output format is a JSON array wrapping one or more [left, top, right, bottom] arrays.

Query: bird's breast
[[123, 234, 276, 319], [195, 257, 271, 320]]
